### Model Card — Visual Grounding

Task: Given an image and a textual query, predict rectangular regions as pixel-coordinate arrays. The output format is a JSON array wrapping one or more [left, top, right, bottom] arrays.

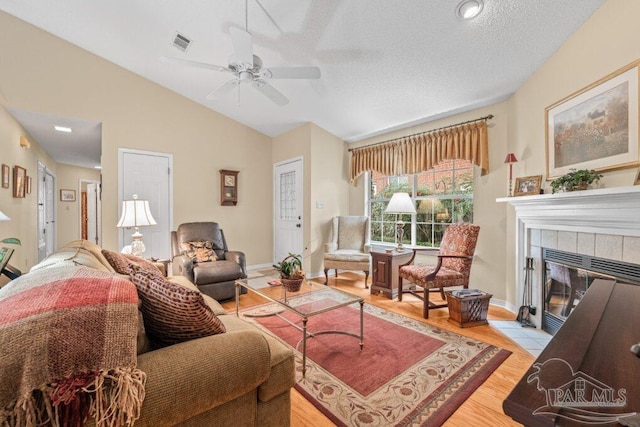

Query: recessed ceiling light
[[94, 165, 102, 169], [456, 0, 483, 20], [54, 125, 72, 133]]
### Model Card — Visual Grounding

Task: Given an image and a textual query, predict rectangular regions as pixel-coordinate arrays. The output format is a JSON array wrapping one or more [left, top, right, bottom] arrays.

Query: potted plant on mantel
[[550, 168, 603, 194], [275, 253, 304, 292]]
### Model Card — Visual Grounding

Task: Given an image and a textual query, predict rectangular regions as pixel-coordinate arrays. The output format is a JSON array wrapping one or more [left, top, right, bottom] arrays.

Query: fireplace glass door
[[543, 262, 615, 334]]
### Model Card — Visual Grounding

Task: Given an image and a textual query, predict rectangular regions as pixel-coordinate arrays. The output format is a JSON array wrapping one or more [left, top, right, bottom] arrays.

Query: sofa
[[171, 222, 247, 301], [0, 240, 295, 427]]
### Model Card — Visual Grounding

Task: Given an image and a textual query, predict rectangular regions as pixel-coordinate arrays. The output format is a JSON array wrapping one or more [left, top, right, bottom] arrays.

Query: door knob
[[296, 224, 301, 228]]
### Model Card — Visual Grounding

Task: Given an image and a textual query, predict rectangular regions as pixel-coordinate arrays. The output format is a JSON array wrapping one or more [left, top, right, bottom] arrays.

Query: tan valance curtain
[[349, 120, 489, 183]]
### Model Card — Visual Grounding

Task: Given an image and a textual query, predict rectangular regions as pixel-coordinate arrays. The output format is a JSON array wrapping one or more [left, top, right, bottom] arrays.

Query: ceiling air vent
[[172, 32, 191, 52]]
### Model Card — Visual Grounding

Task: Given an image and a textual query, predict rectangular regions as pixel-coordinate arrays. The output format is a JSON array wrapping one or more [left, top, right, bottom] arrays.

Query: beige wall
[[505, 0, 640, 306], [56, 164, 101, 246], [348, 103, 510, 301], [309, 124, 350, 275], [0, 103, 56, 279], [0, 11, 273, 267]]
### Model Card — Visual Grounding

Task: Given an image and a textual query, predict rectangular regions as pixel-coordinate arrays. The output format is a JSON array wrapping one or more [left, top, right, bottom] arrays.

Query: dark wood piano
[[503, 279, 640, 426]]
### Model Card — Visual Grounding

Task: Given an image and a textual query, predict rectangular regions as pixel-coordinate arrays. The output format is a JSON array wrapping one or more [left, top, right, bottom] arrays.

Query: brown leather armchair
[[171, 222, 247, 301]]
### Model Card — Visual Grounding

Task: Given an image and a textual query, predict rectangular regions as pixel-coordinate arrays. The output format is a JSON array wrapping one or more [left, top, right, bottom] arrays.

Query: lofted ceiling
[[0, 0, 606, 167]]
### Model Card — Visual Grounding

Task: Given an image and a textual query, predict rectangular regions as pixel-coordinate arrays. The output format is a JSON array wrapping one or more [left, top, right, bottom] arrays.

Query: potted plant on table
[[275, 253, 304, 292], [550, 168, 603, 193]]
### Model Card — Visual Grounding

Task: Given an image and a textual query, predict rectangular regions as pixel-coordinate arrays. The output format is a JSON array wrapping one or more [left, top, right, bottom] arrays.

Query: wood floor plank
[[222, 272, 532, 426]]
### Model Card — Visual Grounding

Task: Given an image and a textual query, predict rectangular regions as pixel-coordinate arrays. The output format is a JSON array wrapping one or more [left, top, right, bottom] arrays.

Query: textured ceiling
[[0, 0, 606, 167]]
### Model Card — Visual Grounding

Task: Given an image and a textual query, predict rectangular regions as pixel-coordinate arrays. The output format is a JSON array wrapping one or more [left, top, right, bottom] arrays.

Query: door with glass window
[[273, 158, 303, 265]]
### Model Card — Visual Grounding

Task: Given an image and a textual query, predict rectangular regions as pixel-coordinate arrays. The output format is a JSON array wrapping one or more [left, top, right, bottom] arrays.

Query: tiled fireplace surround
[[498, 186, 640, 328]]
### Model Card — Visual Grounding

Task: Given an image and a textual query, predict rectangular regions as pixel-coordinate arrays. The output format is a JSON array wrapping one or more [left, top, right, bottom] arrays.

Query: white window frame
[[366, 161, 474, 248]]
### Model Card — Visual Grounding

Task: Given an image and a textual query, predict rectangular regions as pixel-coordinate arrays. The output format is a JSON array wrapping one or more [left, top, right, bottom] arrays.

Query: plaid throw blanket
[[0, 265, 146, 426]]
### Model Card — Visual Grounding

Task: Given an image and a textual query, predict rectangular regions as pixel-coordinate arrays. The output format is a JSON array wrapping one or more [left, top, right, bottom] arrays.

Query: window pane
[[367, 159, 473, 248]]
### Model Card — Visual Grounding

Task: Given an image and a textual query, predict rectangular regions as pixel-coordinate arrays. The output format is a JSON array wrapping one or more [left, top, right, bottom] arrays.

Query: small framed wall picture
[[514, 175, 543, 197], [60, 189, 76, 202], [26, 176, 32, 194], [220, 169, 239, 206], [635, 168, 640, 185], [13, 166, 26, 198], [1, 164, 9, 188]]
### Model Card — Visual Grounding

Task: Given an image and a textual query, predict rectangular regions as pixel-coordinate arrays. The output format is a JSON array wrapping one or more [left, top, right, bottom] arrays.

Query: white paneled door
[[119, 149, 173, 260], [274, 157, 303, 265]]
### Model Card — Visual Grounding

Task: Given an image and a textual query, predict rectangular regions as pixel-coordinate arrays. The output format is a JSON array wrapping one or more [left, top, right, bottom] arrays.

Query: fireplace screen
[[544, 261, 614, 333], [541, 248, 640, 335]]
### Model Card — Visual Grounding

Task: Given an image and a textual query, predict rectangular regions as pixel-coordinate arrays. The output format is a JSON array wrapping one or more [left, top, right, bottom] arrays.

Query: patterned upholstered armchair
[[323, 216, 371, 287], [398, 222, 480, 318]]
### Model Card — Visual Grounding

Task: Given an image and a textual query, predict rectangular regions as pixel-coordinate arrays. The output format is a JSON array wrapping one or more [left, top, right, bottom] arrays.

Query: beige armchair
[[323, 216, 371, 287]]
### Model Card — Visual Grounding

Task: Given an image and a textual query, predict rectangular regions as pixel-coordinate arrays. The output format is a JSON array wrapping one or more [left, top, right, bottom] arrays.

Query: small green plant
[[1, 238, 21, 246], [274, 253, 304, 279], [550, 169, 603, 194]]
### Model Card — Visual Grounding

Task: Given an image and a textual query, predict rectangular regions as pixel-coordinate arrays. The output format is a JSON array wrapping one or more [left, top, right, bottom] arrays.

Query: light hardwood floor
[[222, 272, 533, 427]]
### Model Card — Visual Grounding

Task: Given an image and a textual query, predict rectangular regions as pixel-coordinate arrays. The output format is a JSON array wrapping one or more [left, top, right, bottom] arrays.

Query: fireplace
[[498, 186, 640, 330], [541, 248, 640, 335]]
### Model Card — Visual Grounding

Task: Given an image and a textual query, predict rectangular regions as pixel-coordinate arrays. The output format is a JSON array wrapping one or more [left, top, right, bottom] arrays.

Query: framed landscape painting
[[546, 60, 640, 179]]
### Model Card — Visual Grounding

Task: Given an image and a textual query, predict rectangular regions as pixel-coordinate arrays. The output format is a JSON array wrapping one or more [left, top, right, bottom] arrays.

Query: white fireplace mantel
[[496, 186, 640, 319], [496, 186, 640, 237]]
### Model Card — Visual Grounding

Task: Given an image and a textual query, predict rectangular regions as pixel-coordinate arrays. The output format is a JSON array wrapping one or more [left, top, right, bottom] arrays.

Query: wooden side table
[[445, 290, 492, 328], [370, 249, 413, 299]]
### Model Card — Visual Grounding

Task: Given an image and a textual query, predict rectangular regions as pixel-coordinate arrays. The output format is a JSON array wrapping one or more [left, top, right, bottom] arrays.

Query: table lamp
[[504, 153, 518, 197], [0, 210, 9, 221], [117, 195, 157, 257], [385, 192, 416, 251]]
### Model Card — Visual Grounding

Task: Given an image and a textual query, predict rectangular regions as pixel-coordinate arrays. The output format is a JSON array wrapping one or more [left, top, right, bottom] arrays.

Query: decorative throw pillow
[[130, 268, 225, 347], [102, 249, 162, 276], [180, 241, 217, 263]]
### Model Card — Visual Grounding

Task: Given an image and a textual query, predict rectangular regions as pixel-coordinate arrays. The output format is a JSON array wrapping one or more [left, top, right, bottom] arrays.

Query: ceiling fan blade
[[264, 66, 321, 79], [252, 80, 289, 106], [229, 27, 254, 66], [206, 79, 239, 100], [160, 56, 229, 72]]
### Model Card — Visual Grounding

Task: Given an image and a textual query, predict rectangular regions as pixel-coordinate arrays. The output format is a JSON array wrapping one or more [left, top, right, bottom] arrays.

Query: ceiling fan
[[160, 3, 321, 106]]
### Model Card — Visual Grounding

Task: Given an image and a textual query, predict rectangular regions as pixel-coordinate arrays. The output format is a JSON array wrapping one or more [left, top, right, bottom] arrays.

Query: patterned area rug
[[239, 289, 511, 426]]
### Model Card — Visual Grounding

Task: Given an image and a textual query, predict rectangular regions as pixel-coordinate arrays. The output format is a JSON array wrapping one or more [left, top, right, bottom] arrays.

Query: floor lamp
[[385, 192, 416, 251], [117, 195, 157, 257]]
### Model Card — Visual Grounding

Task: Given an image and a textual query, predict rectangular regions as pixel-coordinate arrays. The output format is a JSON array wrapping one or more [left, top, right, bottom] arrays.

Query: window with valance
[[349, 119, 489, 183]]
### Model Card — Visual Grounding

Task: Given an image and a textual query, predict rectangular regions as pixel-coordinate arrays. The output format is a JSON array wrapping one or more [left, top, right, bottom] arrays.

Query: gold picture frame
[[1, 164, 9, 189], [514, 175, 543, 197], [60, 189, 76, 202], [13, 166, 26, 198], [545, 60, 640, 179]]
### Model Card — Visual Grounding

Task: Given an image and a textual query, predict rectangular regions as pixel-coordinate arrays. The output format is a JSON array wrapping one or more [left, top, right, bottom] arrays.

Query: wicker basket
[[445, 291, 492, 328], [281, 278, 303, 292]]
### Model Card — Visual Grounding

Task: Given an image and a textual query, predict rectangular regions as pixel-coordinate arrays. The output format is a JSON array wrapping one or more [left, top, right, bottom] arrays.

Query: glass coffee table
[[235, 277, 364, 378]]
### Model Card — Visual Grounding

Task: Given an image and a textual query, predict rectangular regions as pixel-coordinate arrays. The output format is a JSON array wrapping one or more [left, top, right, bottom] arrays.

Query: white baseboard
[[489, 298, 518, 314], [246, 263, 274, 271]]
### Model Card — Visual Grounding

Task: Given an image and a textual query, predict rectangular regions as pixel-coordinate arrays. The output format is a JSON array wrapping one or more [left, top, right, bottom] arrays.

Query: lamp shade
[[385, 193, 416, 215], [504, 153, 518, 164], [0, 210, 9, 221], [117, 195, 157, 228]]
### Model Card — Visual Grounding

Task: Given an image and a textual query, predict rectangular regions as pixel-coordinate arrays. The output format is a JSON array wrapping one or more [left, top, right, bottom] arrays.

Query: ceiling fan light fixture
[[456, 0, 483, 20]]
